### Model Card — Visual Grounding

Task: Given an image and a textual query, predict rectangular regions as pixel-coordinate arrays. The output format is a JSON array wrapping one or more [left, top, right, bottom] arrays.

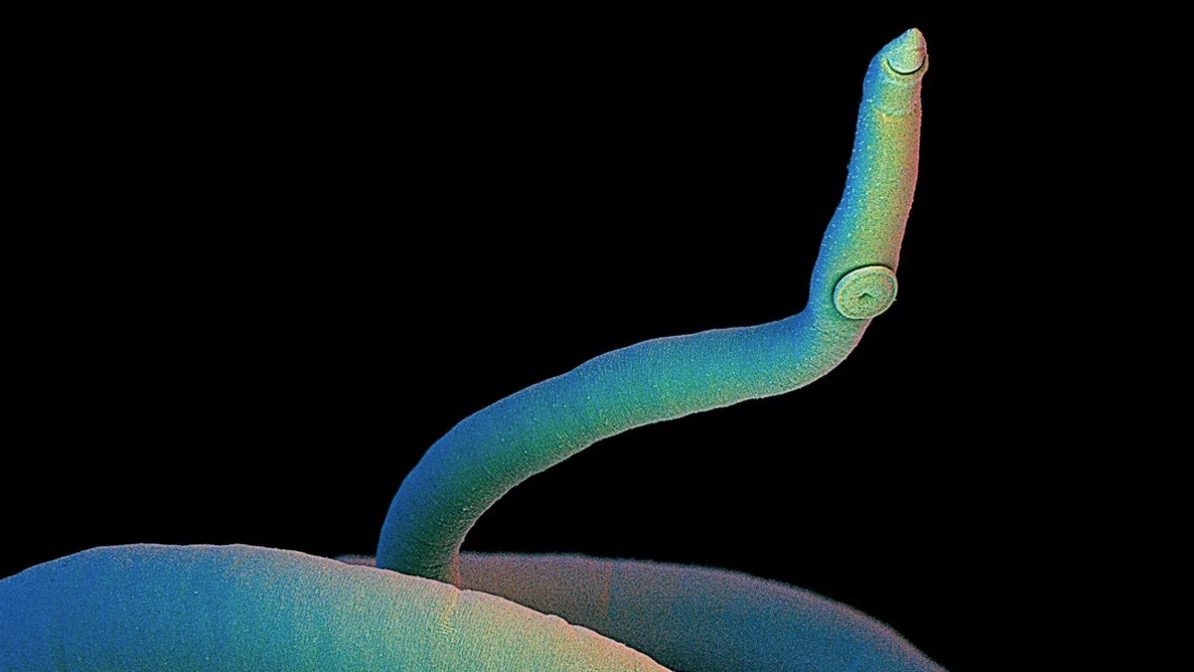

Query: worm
[[1, 545, 667, 671], [377, 28, 929, 586], [0, 29, 937, 671]]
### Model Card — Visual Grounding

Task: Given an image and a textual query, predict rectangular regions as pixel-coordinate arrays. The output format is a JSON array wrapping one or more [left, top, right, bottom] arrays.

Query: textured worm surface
[[460, 554, 945, 672], [0, 29, 934, 672], [379, 29, 928, 586], [338, 553, 945, 672], [0, 545, 669, 671]]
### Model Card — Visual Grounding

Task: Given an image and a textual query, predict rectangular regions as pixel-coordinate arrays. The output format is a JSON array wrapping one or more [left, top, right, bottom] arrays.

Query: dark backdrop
[[6, 10, 1062, 671]]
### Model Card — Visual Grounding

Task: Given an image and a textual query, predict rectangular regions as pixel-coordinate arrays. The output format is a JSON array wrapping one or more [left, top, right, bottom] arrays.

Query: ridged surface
[[459, 553, 946, 672], [378, 29, 928, 587], [0, 29, 934, 672], [0, 545, 669, 671]]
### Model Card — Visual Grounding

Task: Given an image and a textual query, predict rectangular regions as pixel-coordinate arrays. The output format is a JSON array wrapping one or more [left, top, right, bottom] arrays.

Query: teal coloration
[[0, 30, 938, 671], [378, 28, 928, 586], [0, 545, 667, 671]]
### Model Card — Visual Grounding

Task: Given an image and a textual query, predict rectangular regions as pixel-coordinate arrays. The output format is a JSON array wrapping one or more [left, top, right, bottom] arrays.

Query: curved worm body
[[1, 30, 937, 671], [378, 28, 928, 585], [0, 546, 944, 671], [0, 545, 667, 671]]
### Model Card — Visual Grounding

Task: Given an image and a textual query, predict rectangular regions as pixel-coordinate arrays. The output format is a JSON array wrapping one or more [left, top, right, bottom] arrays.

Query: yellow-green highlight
[[378, 28, 928, 587], [0, 29, 938, 672]]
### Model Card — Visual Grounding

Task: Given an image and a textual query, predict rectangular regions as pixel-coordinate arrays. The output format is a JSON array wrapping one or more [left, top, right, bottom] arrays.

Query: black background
[[6, 9, 1080, 671]]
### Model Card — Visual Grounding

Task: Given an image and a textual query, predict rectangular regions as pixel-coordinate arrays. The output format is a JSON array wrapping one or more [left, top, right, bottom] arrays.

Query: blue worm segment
[[0, 545, 670, 671], [379, 29, 928, 584]]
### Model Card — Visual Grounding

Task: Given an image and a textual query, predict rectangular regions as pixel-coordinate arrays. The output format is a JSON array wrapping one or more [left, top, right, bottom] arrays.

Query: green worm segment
[[0, 30, 931, 672], [379, 29, 928, 584]]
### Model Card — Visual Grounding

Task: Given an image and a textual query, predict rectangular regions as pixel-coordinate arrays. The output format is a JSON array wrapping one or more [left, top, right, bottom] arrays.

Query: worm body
[[378, 28, 928, 586], [0, 545, 667, 671], [1, 29, 939, 672]]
